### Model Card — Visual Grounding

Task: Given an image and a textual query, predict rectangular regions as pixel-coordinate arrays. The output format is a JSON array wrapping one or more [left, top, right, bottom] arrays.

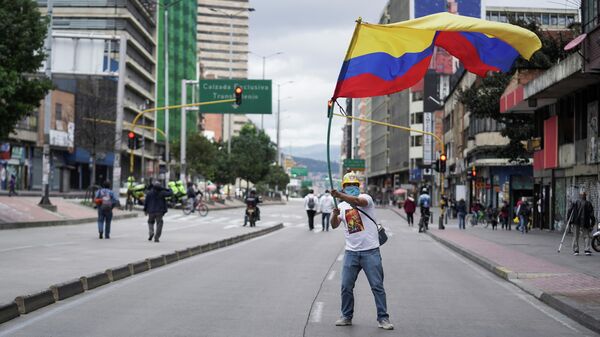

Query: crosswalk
[[159, 211, 312, 232]]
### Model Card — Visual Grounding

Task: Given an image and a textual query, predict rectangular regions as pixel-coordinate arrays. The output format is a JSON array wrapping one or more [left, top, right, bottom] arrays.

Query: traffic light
[[471, 166, 477, 178], [234, 86, 243, 105], [439, 153, 447, 173], [128, 132, 135, 149], [433, 160, 440, 172]]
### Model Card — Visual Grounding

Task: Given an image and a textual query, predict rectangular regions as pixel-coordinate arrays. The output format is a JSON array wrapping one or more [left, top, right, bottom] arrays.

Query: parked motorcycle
[[592, 222, 600, 252], [125, 176, 146, 211], [166, 180, 187, 208]]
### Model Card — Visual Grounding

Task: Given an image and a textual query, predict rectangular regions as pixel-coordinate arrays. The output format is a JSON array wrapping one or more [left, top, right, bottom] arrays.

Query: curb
[[427, 231, 600, 335], [0, 223, 283, 326], [0, 213, 139, 231]]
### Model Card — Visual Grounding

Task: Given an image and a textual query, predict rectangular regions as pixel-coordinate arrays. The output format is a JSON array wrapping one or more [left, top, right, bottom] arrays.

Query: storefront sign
[[423, 112, 433, 164]]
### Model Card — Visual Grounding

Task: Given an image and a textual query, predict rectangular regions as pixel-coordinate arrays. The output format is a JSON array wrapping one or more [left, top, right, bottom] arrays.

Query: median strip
[[0, 223, 283, 325]]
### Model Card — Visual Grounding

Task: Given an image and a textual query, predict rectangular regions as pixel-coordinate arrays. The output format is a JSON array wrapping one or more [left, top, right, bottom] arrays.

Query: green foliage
[[186, 133, 217, 179], [230, 124, 276, 185], [263, 165, 290, 190], [213, 145, 236, 186], [458, 20, 574, 163], [0, 0, 52, 139]]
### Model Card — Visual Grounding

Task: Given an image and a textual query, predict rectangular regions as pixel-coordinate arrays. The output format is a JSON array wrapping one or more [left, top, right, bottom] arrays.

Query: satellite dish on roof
[[564, 33, 587, 51]]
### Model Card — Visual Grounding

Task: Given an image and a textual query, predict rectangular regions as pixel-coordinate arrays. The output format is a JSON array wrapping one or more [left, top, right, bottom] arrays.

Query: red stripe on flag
[[435, 32, 500, 77], [333, 56, 432, 99]]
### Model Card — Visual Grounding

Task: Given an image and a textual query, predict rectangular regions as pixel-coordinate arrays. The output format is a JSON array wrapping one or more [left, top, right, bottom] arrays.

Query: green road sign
[[343, 158, 365, 170], [291, 167, 308, 177], [199, 79, 272, 114], [301, 180, 313, 188]]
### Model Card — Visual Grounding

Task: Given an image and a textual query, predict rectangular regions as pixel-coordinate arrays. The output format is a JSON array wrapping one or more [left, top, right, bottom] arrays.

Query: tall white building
[[197, 0, 251, 141]]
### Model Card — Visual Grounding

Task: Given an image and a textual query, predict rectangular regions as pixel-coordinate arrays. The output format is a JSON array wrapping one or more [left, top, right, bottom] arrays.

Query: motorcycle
[[125, 177, 146, 211], [592, 222, 600, 253], [245, 206, 258, 227], [166, 180, 187, 208], [419, 208, 430, 233]]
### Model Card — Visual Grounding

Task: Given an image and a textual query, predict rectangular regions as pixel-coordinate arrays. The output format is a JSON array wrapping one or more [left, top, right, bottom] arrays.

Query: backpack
[[307, 196, 316, 210], [520, 203, 530, 217], [100, 189, 113, 212]]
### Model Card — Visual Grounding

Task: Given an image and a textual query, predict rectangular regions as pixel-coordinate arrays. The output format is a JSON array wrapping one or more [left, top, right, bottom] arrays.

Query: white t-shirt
[[337, 194, 379, 251]]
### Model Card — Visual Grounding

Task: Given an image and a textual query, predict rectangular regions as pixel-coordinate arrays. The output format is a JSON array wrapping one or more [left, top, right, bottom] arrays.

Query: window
[[499, 13, 507, 23], [411, 112, 423, 124], [542, 13, 550, 25], [558, 15, 566, 26], [55, 103, 62, 121], [412, 91, 423, 102], [411, 135, 423, 147], [583, 0, 599, 32], [551, 14, 558, 26]]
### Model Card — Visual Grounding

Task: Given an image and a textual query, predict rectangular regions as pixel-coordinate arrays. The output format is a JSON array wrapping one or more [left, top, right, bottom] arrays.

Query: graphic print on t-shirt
[[345, 209, 365, 234]]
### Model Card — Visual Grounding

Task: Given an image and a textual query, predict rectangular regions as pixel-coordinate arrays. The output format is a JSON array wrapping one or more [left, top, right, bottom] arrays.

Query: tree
[[171, 134, 219, 181], [75, 79, 116, 187], [458, 20, 574, 163], [0, 0, 53, 139], [230, 124, 276, 189], [213, 147, 236, 187], [264, 165, 290, 191]]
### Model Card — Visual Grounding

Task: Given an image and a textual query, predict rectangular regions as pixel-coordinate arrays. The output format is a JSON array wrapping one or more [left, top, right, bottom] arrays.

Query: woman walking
[[403, 195, 416, 226]]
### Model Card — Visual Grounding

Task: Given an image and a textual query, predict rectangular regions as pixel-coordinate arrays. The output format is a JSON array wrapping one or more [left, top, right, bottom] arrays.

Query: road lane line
[[223, 225, 238, 229], [0, 242, 77, 254], [310, 302, 324, 323], [327, 270, 336, 281]]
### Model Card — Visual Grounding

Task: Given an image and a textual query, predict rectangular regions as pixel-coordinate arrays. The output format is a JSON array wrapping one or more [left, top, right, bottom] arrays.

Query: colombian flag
[[333, 12, 542, 99]]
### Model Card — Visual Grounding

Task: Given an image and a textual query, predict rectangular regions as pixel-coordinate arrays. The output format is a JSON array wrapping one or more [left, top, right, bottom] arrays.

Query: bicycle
[[466, 211, 484, 227], [182, 197, 208, 216]]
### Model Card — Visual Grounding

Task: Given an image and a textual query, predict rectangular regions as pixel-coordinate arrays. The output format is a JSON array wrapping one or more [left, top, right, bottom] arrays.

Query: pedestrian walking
[[319, 190, 335, 232], [457, 199, 467, 230], [304, 189, 318, 231], [330, 172, 393, 330], [403, 195, 416, 226], [441, 195, 449, 224], [516, 197, 530, 234], [8, 174, 17, 197], [500, 201, 510, 230], [568, 191, 596, 256], [94, 180, 118, 239], [144, 181, 173, 243]]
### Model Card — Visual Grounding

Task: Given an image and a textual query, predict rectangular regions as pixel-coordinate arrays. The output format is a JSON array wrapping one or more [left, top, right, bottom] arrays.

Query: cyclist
[[418, 187, 431, 233]]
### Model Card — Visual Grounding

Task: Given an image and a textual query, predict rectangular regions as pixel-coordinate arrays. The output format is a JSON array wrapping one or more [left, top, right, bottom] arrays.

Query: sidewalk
[[0, 196, 284, 230], [389, 206, 600, 334]]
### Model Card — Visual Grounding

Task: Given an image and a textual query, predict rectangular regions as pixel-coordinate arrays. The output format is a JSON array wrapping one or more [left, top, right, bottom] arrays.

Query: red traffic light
[[128, 132, 135, 139], [235, 87, 243, 95], [234, 86, 243, 105], [440, 154, 447, 161], [471, 167, 477, 177]]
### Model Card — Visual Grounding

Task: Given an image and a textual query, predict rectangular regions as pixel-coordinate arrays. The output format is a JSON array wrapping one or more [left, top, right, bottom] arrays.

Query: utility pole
[[164, 6, 170, 181], [112, 35, 128, 197], [39, 0, 54, 209]]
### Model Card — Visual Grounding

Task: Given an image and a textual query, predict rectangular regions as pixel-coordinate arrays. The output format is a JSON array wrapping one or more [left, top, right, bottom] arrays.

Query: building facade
[[197, 0, 251, 142], [9, 0, 159, 192]]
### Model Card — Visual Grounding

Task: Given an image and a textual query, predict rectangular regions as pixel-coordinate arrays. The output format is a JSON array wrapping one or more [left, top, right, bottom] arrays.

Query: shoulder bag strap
[[353, 206, 381, 228]]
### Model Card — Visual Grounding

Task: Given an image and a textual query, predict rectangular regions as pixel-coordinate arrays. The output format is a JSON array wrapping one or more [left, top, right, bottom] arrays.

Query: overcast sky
[[246, 0, 576, 150]]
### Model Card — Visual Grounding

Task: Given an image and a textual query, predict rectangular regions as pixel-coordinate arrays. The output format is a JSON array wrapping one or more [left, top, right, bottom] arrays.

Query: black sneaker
[[105, 235, 110, 239], [573, 251, 579, 256], [99, 232, 103, 239], [154, 238, 160, 243], [148, 234, 154, 241], [585, 251, 592, 256]]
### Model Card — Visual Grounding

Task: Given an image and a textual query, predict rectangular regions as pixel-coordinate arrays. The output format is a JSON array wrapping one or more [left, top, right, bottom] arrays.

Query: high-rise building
[[156, 0, 198, 146], [197, 0, 252, 142], [486, 6, 579, 29], [35, 0, 157, 187]]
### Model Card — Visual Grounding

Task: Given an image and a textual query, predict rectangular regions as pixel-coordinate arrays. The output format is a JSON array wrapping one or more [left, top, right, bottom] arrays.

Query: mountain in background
[[292, 156, 339, 174], [282, 144, 341, 162]]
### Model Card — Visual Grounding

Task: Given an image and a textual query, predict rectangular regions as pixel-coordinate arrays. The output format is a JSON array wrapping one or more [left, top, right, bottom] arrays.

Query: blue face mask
[[343, 186, 360, 197]]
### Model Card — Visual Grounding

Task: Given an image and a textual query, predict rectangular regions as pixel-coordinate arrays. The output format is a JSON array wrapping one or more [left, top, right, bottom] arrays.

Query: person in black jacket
[[568, 191, 596, 256], [144, 181, 173, 243]]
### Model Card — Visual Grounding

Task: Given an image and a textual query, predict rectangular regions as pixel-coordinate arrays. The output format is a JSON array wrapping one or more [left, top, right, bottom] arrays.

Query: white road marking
[[337, 254, 344, 262], [223, 224, 238, 229], [0, 242, 77, 254], [310, 301, 324, 323], [327, 270, 336, 281]]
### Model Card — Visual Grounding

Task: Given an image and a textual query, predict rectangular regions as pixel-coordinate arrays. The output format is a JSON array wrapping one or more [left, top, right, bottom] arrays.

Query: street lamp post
[[251, 51, 283, 129], [209, 7, 255, 154], [276, 81, 293, 165]]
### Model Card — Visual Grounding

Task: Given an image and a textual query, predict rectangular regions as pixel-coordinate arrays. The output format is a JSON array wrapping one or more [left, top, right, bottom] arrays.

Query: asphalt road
[[1, 201, 597, 336]]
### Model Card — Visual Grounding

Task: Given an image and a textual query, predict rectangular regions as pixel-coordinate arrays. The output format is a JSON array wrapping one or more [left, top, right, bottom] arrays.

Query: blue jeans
[[341, 248, 389, 321], [98, 209, 113, 236], [322, 212, 331, 231], [458, 213, 466, 229], [519, 215, 527, 233]]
